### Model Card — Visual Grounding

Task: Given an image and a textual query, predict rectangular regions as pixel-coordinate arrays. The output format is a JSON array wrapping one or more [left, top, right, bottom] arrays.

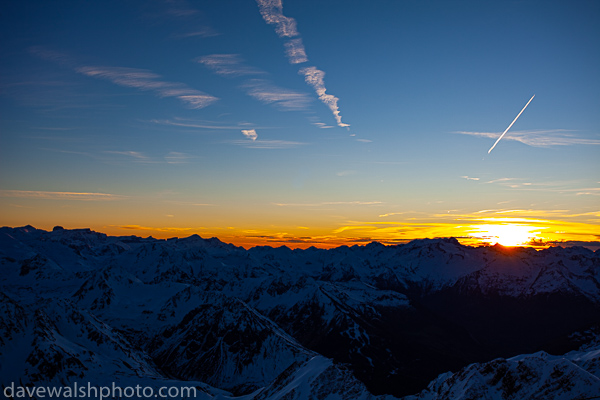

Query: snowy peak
[[1, 226, 599, 399], [410, 346, 600, 400], [149, 294, 314, 395]]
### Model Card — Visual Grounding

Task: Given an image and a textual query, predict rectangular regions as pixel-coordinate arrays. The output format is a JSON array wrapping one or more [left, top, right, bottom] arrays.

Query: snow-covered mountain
[[406, 341, 600, 400], [1, 225, 599, 399]]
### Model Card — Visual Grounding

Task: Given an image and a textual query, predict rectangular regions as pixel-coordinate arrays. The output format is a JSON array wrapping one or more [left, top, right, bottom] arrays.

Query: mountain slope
[[1, 226, 599, 398], [407, 344, 600, 400]]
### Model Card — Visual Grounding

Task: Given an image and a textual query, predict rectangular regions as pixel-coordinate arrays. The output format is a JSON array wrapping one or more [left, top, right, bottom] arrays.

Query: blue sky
[[1, 0, 599, 248]]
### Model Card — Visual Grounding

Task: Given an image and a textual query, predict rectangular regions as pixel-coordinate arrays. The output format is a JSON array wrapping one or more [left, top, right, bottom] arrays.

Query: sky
[[1, 0, 599, 249]]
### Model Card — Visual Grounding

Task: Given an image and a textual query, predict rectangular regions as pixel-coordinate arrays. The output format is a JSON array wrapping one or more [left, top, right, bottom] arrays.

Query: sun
[[471, 224, 538, 247]]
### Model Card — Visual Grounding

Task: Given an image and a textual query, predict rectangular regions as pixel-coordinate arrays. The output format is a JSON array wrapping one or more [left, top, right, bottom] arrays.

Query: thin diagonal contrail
[[488, 94, 535, 154]]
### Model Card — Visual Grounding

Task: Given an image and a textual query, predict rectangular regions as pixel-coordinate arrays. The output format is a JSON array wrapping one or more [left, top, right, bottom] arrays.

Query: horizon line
[[4, 224, 598, 252]]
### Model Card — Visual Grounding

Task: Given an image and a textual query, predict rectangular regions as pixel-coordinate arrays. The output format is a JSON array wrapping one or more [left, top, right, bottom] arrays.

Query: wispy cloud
[[284, 39, 308, 64], [243, 79, 312, 111], [29, 47, 77, 68], [256, 0, 300, 38], [485, 177, 518, 184], [455, 129, 600, 148], [328, 210, 600, 248], [225, 208, 600, 249], [102, 150, 194, 164], [171, 28, 219, 39], [379, 212, 409, 218], [370, 161, 411, 165], [231, 232, 415, 248], [542, 240, 600, 250], [31, 47, 218, 109], [300, 67, 349, 128], [163, 0, 199, 18], [163, 200, 213, 207], [76, 66, 218, 109], [242, 129, 258, 141], [104, 150, 161, 165], [0, 190, 125, 201], [164, 151, 192, 164], [153, 118, 302, 150], [573, 188, 600, 196], [197, 54, 264, 77], [197, 55, 315, 119], [230, 139, 306, 149], [312, 122, 334, 129], [116, 225, 195, 233], [255, 0, 350, 128], [461, 176, 480, 181], [105, 151, 149, 161], [1, 77, 124, 112], [143, 0, 220, 39], [481, 177, 600, 195], [427, 209, 600, 229], [150, 118, 255, 130], [467, 209, 599, 218], [274, 201, 382, 207]]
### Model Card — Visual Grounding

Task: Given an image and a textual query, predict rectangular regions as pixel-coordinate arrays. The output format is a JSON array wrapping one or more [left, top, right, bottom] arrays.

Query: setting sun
[[470, 224, 540, 247]]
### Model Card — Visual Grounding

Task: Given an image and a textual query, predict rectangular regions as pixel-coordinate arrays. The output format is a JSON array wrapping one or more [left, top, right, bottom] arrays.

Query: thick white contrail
[[488, 94, 535, 154]]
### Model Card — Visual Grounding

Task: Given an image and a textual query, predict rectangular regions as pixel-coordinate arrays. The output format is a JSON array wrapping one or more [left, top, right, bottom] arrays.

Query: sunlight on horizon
[[469, 223, 542, 247]]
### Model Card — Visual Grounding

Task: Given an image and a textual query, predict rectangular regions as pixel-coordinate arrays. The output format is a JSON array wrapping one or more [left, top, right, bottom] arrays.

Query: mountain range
[[1, 225, 599, 399]]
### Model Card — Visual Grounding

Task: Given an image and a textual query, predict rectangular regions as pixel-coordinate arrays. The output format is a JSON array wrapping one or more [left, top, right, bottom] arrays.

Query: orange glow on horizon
[[468, 223, 541, 247], [89, 220, 596, 251], [3, 209, 598, 251]]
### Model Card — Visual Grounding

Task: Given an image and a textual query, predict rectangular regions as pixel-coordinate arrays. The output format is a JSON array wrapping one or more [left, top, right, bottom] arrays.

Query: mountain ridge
[[1, 225, 599, 398]]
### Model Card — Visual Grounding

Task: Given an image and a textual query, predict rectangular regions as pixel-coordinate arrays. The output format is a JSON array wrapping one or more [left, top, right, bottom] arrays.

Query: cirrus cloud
[[76, 66, 218, 109], [242, 129, 258, 141], [255, 0, 350, 129], [197, 54, 265, 77], [256, 0, 300, 38], [0, 190, 126, 201], [31, 47, 218, 109], [455, 129, 600, 148], [243, 79, 312, 111], [230, 139, 306, 149], [300, 67, 349, 128], [284, 38, 308, 64]]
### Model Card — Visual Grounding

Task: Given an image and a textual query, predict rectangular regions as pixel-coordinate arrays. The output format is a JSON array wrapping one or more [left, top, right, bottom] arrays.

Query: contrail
[[488, 94, 535, 154]]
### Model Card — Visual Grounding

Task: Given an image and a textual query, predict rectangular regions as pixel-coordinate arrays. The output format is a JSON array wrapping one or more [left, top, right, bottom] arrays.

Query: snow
[[1, 226, 599, 400]]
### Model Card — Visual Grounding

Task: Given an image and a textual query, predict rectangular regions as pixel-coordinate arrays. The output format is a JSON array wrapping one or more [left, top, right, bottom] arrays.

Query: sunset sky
[[1, 0, 599, 249]]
